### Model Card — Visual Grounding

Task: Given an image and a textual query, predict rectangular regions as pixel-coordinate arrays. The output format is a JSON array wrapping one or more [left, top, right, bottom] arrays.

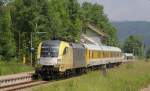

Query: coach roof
[[83, 44, 121, 52]]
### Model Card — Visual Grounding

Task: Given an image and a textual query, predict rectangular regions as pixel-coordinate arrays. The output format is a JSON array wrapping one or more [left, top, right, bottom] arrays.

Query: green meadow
[[0, 61, 33, 76], [33, 60, 150, 91]]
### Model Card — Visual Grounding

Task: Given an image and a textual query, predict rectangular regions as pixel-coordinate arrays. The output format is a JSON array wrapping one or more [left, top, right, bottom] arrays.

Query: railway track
[[0, 80, 48, 91], [0, 72, 48, 91]]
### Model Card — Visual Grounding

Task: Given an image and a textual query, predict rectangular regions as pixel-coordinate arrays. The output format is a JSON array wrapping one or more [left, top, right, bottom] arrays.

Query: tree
[[11, 0, 51, 62], [0, 0, 119, 63], [47, 0, 82, 42], [0, 4, 16, 60], [146, 47, 150, 59], [10, 0, 82, 63], [123, 35, 144, 58], [64, 0, 82, 42]]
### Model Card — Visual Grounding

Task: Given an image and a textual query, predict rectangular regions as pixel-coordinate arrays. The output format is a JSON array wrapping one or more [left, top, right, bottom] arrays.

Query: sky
[[80, 0, 150, 21]]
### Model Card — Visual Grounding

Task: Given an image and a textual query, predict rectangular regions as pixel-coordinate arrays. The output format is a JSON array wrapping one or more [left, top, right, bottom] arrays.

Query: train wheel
[[41, 72, 51, 81], [65, 70, 71, 78], [42, 75, 51, 81], [32, 73, 39, 80], [51, 73, 60, 80]]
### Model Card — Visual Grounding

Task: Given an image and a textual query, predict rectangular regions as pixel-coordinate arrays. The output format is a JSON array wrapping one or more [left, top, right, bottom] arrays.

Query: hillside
[[113, 21, 150, 48]]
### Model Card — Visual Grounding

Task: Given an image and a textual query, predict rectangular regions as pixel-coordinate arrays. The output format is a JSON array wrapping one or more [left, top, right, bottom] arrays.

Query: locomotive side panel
[[72, 44, 86, 68], [59, 41, 73, 72]]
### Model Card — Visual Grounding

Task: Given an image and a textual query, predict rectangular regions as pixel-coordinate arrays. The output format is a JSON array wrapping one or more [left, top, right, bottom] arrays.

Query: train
[[124, 53, 134, 60], [34, 40, 124, 80]]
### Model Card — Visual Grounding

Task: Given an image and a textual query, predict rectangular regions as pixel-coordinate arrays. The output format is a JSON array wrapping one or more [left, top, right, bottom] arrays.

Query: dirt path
[[141, 85, 150, 91]]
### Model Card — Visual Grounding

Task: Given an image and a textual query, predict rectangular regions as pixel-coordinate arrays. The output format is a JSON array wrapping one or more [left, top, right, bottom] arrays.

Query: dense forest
[[0, 0, 117, 63]]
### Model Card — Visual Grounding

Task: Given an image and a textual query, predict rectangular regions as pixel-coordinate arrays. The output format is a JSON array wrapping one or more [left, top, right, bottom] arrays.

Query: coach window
[[92, 51, 94, 59], [103, 51, 105, 58], [116, 52, 118, 57], [119, 52, 121, 57], [112, 52, 114, 57], [116, 52, 117, 57], [103, 51, 104, 58], [89, 51, 91, 59], [96, 51, 98, 58], [105, 51, 107, 58], [107, 51, 109, 57], [93, 51, 95, 59], [101, 51, 103, 58], [92, 51, 94, 58], [115, 52, 116, 57], [89, 51, 90, 59], [95, 51, 97, 58], [93, 51, 95, 58], [110, 52, 112, 58], [99, 51, 101, 58], [99, 51, 100, 58]]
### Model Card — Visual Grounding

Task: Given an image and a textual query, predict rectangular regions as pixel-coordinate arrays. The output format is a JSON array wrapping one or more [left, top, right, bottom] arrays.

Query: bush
[[146, 47, 150, 59]]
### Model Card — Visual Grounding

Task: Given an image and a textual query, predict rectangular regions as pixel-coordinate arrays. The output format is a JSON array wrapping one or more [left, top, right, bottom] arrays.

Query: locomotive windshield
[[41, 44, 59, 57]]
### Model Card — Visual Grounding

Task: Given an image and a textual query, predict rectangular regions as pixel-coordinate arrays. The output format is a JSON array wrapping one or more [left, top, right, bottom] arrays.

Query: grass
[[33, 60, 150, 91], [0, 60, 33, 76]]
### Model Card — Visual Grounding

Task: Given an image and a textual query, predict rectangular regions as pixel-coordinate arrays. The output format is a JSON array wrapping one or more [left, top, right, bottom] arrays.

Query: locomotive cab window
[[63, 47, 68, 55], [41, 44, 59, 57]]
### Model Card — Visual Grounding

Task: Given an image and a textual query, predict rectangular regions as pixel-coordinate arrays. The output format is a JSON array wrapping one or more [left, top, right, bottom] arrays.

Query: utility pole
[[30, 32, 33, 66], [18, 31, 20, 58], [31, 0, 38, 66]]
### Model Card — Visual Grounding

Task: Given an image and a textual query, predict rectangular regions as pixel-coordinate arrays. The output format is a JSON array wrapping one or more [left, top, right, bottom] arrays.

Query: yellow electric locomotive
[[35, 40, 123, 80]]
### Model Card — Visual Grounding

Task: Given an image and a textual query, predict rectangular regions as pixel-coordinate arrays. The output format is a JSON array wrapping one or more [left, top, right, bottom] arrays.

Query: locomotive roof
[[83, 44, 122, 52], [42, 40, 60, 46], [71, 43, 84, 49]]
